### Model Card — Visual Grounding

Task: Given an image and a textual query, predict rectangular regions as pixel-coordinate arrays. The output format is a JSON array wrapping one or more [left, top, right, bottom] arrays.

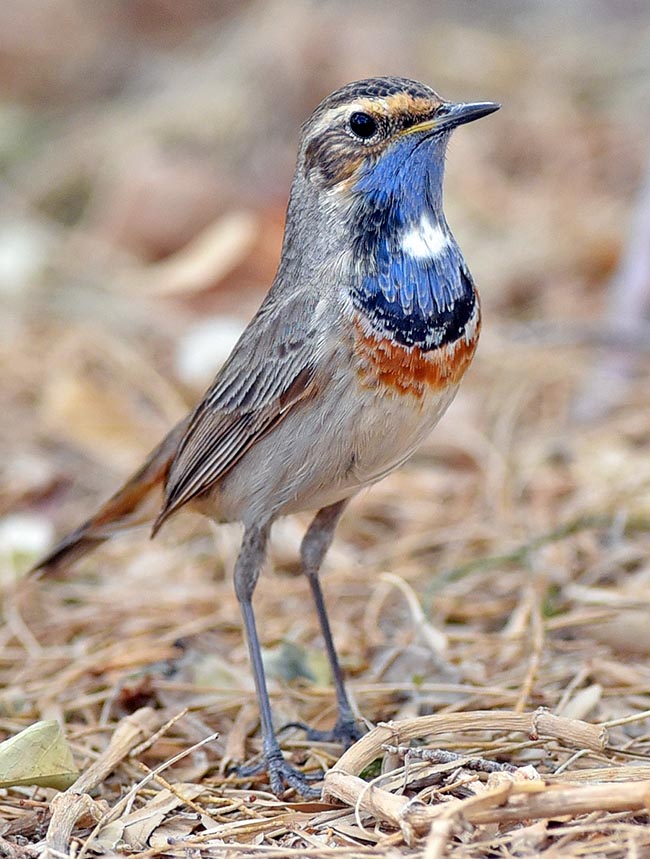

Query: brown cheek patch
[[354, 318, 480, 398], [326, 149, 364, 186], [304, 134, 365, 187]]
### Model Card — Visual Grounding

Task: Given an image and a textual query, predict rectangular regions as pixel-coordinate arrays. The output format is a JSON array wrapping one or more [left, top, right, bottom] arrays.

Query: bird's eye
[[436, 104, 452, 116], [349, 111, 377, 139]]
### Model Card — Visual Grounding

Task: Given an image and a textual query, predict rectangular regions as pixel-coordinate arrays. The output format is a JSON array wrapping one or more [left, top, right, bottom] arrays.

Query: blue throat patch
[[349, 136, 476, 351]]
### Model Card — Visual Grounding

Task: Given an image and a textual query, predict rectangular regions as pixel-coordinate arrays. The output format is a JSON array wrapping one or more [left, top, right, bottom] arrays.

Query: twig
[[324, 709, 611, 838], [382, 744, 518, 774]]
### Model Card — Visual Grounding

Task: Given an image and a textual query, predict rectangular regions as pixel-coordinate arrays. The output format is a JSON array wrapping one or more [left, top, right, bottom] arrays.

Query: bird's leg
[[234, 523, 321, 797], [294, 501, 364, 746]]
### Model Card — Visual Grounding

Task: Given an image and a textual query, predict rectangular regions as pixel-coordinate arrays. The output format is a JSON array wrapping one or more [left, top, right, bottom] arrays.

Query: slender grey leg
[[234, 523, 320, 796], [299, 501, 363, 745]]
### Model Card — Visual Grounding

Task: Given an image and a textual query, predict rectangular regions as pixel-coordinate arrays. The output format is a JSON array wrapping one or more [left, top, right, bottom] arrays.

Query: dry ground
[[2, 1, 650, 856]]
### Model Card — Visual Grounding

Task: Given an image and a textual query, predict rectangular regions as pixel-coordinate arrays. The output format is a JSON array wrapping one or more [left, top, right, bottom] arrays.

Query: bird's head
[[297, 77, 499, 207]]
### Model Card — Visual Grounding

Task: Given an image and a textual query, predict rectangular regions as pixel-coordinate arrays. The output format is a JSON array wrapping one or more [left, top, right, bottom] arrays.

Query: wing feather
[[153, 291, 327, 532]]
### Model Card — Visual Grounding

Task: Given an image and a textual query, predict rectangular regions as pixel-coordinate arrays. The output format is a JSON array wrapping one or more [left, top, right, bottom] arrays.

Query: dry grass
[[8, 351, 650, 857], [2, 1, 650, 856]]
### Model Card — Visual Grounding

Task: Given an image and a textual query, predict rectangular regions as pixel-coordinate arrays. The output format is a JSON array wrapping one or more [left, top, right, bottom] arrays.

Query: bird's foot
[[284, 714, 364, 747], [236, 750, 323, 798]]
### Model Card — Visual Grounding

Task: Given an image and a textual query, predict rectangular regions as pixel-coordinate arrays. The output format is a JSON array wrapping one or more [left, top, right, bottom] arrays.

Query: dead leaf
[[94, 783, 203, 851], [148, 813, 202, 849], [0, 720, 78, 790]]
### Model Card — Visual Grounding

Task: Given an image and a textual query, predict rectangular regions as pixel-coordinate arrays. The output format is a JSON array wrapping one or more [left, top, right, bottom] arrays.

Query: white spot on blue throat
[[400, 215, 449, 260]]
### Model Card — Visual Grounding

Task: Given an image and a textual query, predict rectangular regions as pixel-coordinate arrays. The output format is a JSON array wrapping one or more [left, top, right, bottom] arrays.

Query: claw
[[236, 751, 323, 798], [284, 716, 364, 747]]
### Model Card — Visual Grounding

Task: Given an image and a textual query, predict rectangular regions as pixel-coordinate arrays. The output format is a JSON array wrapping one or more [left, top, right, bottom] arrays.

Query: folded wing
[[153, 290, 325, 532]]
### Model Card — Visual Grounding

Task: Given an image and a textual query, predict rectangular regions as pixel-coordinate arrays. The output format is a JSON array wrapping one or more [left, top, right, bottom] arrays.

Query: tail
[[31, 416, 190, 576]]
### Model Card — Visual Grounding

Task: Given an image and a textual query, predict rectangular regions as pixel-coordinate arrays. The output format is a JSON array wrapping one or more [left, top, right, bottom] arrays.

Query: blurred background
[[2, 0, 650, 742]]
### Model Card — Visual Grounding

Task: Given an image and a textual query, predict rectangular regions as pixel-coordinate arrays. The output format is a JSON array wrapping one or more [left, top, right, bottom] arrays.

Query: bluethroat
[[33, 77, 499, 796]]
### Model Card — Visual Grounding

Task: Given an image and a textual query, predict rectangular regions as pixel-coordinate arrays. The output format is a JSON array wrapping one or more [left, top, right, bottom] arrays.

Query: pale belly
[[212, 375, 459, 526]]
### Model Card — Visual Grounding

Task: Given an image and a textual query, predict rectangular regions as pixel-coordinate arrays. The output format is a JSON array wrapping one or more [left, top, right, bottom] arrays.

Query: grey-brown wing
[[153, 292, 326, 531]]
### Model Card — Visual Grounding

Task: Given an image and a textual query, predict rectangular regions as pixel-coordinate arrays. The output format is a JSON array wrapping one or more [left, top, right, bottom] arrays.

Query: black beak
[[403, 100, 500, 137], [440, 101, 501, 129]]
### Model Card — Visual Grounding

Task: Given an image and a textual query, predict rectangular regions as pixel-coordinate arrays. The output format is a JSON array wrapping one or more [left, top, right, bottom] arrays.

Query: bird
[[32, 77, 499, 796]]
